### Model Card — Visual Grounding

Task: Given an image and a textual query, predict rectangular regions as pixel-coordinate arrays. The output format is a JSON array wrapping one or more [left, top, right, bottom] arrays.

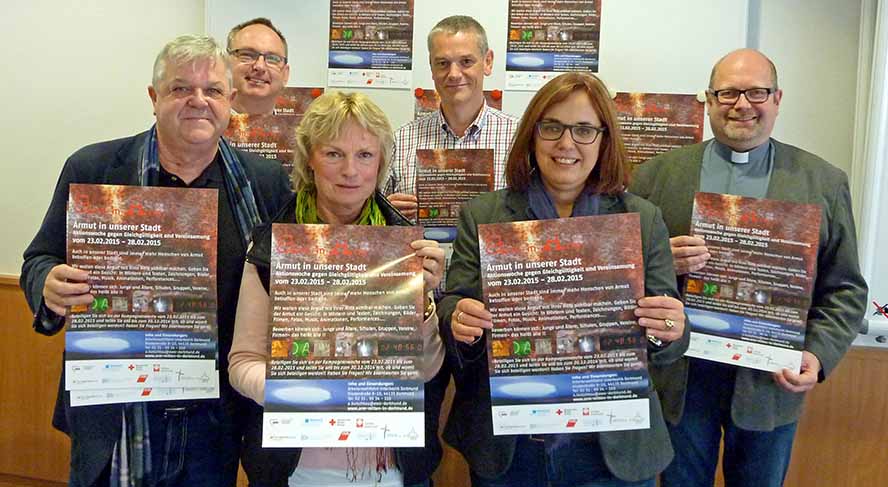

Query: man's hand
[[450, 298, 492, 345], [43, 264, 93, 316], [773, 351, 821, 393], [670, 235, 710, 275], [387, 193, 418, 219]]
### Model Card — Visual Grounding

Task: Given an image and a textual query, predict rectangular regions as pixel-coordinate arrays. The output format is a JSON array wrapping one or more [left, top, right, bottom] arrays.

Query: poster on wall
[[64, 184, 220, 406], [684, 192, 821, 372], [413, 88, 503, 120], [263, 224, 425, 447], [613, 92, 704, 164], [225, 87, 324, 174], [479, 214, 651, 435], [327, 0, 414, 89], [505, 0, 601, 91]]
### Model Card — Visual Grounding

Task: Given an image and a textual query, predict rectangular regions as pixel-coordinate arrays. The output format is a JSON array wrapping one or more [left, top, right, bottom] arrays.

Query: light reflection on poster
[[506, 0, 601, 91], [263, 224, 425, 447], [479, 214, 650, 435], [65, 184, 219, 406], [328, 0, 414, 88], [684, 192, 821, 372], [613, 92, 704, 164]]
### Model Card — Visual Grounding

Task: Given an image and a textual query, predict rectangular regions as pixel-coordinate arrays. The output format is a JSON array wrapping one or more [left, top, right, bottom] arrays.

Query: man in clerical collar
[[227, 17, 290, 115], [629, 48, 867, 487], [384, 15, 518, 218]]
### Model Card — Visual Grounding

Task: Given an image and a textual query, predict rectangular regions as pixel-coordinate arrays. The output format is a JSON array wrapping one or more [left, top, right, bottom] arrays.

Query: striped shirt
[[384, 102, 519, 195]]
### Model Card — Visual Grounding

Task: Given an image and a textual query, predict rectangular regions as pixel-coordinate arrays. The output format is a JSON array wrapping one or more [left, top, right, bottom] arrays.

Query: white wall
[[757, 0, 862, 175], [0, 1, 205, 275]]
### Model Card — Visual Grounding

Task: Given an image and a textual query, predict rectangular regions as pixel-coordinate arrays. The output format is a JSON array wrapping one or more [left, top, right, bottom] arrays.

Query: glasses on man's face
[[536, 121, 606, 145], [228, 48, 287, 69], [709, 88, 775, 105]]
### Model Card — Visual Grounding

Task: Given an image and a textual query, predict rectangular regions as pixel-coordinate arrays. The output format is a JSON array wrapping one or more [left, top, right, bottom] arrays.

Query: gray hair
[[427, 15, 489, 56], [152, 35, 231, 88], [227, 17, 288, 58]]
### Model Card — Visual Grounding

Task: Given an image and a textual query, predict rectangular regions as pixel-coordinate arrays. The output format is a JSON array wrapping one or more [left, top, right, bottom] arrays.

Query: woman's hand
[[411, 239, 445, 294], [450, 298, 492, 344], [634, 295, 685, 344]]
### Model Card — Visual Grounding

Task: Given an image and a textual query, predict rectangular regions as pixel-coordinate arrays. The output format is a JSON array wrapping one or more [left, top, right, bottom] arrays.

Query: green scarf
[[294, 187, 386, 225]]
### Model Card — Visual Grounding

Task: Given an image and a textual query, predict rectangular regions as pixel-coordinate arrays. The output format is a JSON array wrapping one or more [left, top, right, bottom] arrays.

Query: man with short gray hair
[[21, 34, 292, 487], [385, 15, 517, 217]]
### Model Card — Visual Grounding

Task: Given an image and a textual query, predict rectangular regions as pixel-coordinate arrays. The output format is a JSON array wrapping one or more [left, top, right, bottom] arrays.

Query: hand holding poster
[[263, 224, 425, 447], [65, 184, 219, 406], [684, 192, 821, 372], [479, 214, 650, 435]]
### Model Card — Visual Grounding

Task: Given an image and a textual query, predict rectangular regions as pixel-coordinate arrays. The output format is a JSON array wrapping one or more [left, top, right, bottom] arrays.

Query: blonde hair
[[291, 91, 394, 191]]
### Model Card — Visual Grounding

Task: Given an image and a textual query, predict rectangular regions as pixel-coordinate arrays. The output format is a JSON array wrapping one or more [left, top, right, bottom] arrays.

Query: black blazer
[[243, 191, 449, 486], [20, 130, 293, 487]]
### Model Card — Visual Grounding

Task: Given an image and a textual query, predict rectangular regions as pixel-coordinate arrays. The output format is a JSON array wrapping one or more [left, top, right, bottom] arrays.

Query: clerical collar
[[711, 139, 770, 165]]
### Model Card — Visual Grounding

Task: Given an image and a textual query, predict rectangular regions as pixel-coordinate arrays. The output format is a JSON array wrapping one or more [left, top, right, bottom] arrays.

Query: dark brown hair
[[506, 72, 629, 196]]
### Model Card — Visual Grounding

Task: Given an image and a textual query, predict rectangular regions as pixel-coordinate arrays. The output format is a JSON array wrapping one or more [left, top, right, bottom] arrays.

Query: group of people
[[21, 12, 866, 487]]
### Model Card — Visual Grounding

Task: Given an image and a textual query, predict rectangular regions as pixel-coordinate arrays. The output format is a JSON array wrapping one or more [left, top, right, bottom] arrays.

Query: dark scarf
[[110, 125, 263, 486], [527, 171, 603, 452], [527, 171, 601, 219]]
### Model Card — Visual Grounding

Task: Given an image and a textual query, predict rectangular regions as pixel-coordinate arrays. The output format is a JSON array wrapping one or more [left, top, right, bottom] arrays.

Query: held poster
[[506, 0, 601, 91], [684, 192, 821, 372], [263, 224, 425, 447], [479, 214, 650, 435], [613, 92, 704, 164], [416, 148, 494, 240], [328, 0, 414, 88], [65, 184, 219, 406], [225, 87, 324, 174], [416, 148, 494, 295]]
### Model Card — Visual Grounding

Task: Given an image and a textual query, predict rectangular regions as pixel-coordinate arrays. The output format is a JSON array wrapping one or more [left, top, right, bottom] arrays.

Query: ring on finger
[[664, 318, 676, 330], [457, 311, 465, 324]]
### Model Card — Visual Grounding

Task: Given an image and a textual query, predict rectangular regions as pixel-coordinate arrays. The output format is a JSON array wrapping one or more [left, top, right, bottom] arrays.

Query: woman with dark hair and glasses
[[438, 72, 690, 487]]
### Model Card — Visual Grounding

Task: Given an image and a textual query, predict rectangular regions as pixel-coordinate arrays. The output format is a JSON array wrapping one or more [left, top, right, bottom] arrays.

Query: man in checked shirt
[[384, 15, 518, 218]]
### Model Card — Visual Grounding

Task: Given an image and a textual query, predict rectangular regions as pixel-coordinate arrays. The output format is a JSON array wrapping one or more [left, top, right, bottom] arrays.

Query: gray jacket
[[629, 139, 868, 431]]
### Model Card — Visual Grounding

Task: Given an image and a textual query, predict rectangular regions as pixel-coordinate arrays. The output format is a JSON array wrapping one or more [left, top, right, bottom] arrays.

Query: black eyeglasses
[[536, 121, 606, 144], [708, 88, 776, 105], [228, 48, 287, 69]]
